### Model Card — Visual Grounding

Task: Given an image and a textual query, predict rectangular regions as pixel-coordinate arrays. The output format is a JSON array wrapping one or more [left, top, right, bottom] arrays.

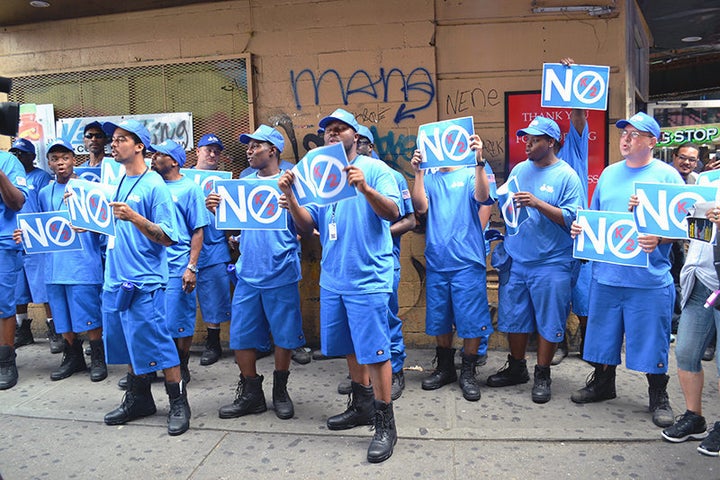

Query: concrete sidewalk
[[2, 342, 720, 479]]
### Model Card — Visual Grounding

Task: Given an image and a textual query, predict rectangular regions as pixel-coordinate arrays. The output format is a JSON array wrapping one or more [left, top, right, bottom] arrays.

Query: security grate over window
[[8, 55, 253, 176]]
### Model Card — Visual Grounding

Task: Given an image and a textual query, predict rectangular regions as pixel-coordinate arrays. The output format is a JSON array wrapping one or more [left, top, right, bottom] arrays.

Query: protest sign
[[496, 177, 530, 236], [66, 178, 117, 236], [180, 168, 233, 197], [541, 63, 610, 110], [416, 116, 475, 169], [574, 210, 647, 267], [17, 210, 83, 254], [291, 142, 356, 206], [214, 178, 287, 230]]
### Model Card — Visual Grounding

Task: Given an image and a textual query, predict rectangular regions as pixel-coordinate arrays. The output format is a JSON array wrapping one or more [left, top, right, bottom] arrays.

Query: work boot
[[200, 328, 222, 366], [486, 354, 530, 387], [272, 370, 294, 420], [337, 374, 352, 395], [327, 381, 375, 430], [648, 373, 674, 427], [46, 320, 64, 354], [89, 339, 107, 382], [218, 374, 267, 418], [14, 319, 34, 348], [459, 353, 482, 401], [0, 345, 18, 390], [391, 371, 405, 401], [571, 364, 617, 403], [367, 400, 397, 463], [117, 370, 158, 390], [104, 373, 157, 425], [421, 346, 457, 390], [179, 350, 191, 384], [165, 380, 191, 436], [50, 339, 87, 381], [291, 347, 312, 365], [531, 364, 552, 404]]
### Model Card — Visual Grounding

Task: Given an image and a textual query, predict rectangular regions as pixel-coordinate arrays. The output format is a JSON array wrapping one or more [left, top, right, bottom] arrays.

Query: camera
[[0, 76, 20, 137]]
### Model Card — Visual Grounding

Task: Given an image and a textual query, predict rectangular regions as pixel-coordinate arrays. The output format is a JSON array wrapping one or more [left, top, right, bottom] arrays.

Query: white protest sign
[[573, 210, 647, 267], [17, 210, 83, 254], [496, 177, 530, 236], [66, 179, 117, 236], [291, 142, 357, 207], [180, 168, 233, 197], [541, 63, 610, 111], [416, 116, 475, 169], [214, 178, 287, 230]]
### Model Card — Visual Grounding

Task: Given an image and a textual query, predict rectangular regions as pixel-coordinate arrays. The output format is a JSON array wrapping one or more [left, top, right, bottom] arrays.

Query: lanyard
[[114, 167, 149, 203], [51, 182, 65, 211]]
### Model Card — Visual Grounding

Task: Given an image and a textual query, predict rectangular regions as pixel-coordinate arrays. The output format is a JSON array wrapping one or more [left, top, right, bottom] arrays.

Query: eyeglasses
[[111, 135, 130, 144], [356, 139, 371, 147], [620, 130, 654, 140], [676, 153, 698, 163], [84, 133, 105, 139]]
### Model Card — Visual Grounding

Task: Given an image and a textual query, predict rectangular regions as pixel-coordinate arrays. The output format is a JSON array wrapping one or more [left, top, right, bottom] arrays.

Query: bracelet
[[476, 158, 486, 167]]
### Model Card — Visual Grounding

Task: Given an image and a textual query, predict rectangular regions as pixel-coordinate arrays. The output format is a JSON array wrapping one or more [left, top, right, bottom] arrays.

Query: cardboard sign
[[291, 142, 357, 207], [66, 179, 117, 236], [214, 178, 288, 230], [633, 182, 717, 239], [74, 167, 101, 183], [416, 116, 475, 169], [573, 210, 648, 267], [180, 168, 233, 197], [496, 177, 529, 236], [17, 210, 83, 254], [541, 63, 610, 111]]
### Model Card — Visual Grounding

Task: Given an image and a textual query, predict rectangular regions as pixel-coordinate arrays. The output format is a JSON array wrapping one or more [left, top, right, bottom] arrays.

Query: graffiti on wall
[[445, 86, 501, 116]]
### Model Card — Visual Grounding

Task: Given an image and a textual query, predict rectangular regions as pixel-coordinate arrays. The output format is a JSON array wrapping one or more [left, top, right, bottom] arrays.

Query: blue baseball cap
[[198, 133, 224, 151], [46, 138, 74, 155], [615, 112, 660, 139], [10, 138, 35, 155], [83, 121, 105, 135], [516, 116, 561, 141], [357, 125, 374, 144], [318, 108, 359, 132], [239, 125, 285, 153], [102, 119, 152, 149], [149, 139, 186, 167]]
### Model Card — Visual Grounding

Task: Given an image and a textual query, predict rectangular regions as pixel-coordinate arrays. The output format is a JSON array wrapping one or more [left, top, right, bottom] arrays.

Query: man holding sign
[[571, 112, 683, 428], [278, 109, 400, 463]]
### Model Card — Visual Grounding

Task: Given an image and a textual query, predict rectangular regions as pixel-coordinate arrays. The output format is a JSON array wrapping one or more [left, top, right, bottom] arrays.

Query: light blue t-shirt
[[20, 168, 52, 215], [0, 152, 29, 250], [504, 159, 583, 265], [38, 181, 104, 285], [558, 122, 589, 205], [390, 169, 414, 270], [423, 166, 494, 272], [103, 169, 179, 292], [165, 176, 209, 277], [235, 172, 301, 288], [591, 159, 683, 288], [306, 155, 400, 294]]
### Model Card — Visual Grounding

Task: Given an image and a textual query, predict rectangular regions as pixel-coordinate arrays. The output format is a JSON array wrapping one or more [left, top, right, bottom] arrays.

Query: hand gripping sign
[[180, 168, 232, 198], [633, 182, 717, 239], [416, 116, 475, 169], [573, 210, 648, 267], [214, 178, 288, 230], [541, 63, 610, 111], [17, 210, 83, 254], [496, 177, 530, 236], [66, 178, 117, 236], [290, 142, 357, 207], [74, 167, 101, 183]]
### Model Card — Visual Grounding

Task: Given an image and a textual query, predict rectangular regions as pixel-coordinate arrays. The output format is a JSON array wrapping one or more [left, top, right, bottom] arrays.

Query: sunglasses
[[84, 133, 106, 139]]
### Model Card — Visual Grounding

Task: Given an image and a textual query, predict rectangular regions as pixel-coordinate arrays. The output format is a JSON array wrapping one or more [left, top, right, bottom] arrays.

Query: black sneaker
[[662, 410, 708, 443], [698, 421, 720, 457], [391, 371, 405, 401], [291, 347, 312, 365]]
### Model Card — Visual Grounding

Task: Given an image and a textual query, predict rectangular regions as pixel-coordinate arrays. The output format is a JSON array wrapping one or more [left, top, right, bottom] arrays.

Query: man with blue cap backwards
[[486, 116, 583, 404], [570, 112, 683, 428], [100, 119, 191, 436]]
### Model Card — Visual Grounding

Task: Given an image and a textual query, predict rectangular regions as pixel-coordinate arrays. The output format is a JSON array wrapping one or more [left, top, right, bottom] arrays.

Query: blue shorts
[[15, 253, 48, 304], [675, 278, 720, 375], [497, 261, 573, 342], [0, 249, 22, 318], [320, 288, 391, 365], [166, 276, 197, 338], [196, 262, 231, 325], [47, 284, 102, 334], [229, 278, 304, 351], [102, 288, 180, 375], [584, 279, 673, 374], [571, 261, 591, 316], [389, 268, 406, 374], [425, 264, 493, 339]]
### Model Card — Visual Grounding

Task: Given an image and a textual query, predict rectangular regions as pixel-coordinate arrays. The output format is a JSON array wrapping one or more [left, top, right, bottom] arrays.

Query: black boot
[[648, 373, 674, 427], [46, 320, 64, 354], [117, 370, 158, 390], [421, 346, 457, 390], [14, 318, 34, 348], [327, 381, 375, 430], [273, 370, 294, 420], [531, 364, 552, 404], [89, 339, 107, 382], [50, 339, 87, 381], [104, 373, 157, 425], [200, 328, 222, 366], [218, 374, 267, 418], [367, 400, 397, 463], [0, 345, 18, 390], [486, 354, 530, 387], [179, 350, 191, 384], [571, 364, 617, 403], [165, 380, 191, 436], [459, 353, 481, 401]]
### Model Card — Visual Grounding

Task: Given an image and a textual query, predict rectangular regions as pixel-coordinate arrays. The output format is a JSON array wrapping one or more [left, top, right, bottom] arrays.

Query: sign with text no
[[496, 176, 530, 236], [541, 63, 610, 111], [17, 210, 83, 254], [66, 179, 117, 236], [291, 142, 356, 207], [416, 116, 475, 169], [180, 168, 233, 197], [75, 167, 101, 183], [573, 210, 647, 267], [214, 178, 287, 230]]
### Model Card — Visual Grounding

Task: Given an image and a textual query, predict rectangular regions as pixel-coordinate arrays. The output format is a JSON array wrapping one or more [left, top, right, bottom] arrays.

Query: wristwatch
[[476, 158, 486, 167], [186, 263, 198, 274]]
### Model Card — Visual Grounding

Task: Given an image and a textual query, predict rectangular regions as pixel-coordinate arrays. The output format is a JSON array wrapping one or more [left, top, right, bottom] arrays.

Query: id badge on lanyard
[[328, 204, 338, 241]]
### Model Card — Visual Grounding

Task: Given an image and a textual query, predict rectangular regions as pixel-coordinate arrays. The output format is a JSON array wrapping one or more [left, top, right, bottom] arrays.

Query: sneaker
[[291, 347, 312, 365], [703, 345, 716, 362], [662, 410, 708, 443], [698, 422, 720, 457], [391, 371, 405, 401], [550, 347, 568, 366]]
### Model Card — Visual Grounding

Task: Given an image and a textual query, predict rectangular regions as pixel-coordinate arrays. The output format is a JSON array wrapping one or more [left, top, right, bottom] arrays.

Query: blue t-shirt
[[235, 172, 301, 288], [390, 169, 414, 270], [240, 160, 295, 178], [504, 159, 583, 265], [591, 159, 683, 288], [0, 152, 29, 250], [423, 166, 493, 272], [103, 170, 179, 292], [38, 181, 104, 285], [165, 176, 209, 277], [306, 155, 400, 294], [19, 168, 52, 215], [558, 122, 589, 205]]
